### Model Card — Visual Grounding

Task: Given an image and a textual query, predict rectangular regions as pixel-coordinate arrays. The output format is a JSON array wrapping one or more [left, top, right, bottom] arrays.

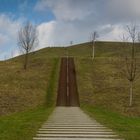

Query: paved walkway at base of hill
[[33, 107, 123, 140]]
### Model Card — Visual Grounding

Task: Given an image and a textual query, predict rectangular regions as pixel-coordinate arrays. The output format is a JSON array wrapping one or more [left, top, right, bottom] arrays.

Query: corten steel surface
[[56, 58, 67, 106], [56, 57, 80, 107]]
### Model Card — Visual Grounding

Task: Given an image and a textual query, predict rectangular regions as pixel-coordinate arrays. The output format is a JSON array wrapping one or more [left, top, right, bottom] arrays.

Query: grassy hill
[[0, 41, 140, 140], [0, 48, 61, 139], [73, 42, 140, 117], [0, 52, 58, 115]]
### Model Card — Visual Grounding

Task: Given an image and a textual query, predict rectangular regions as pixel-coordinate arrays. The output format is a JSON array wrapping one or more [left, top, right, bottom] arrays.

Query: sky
[[0, 0, 140, 60]]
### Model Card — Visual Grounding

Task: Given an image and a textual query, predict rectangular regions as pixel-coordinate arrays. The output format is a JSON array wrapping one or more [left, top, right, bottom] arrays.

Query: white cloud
[[0, 14, 21, 38], [37, 21, 128, 48], [35, 0, 95, 21], [0, 34, 8, 46], [37, 20, 94, 47], [1, 0, 140, 60], [35, 0, 140, 46], [35, 0, 140, 22], [99, 24, 126, 41], [37, 21, 56, 48], [34, 0, 48, 11], [0, 14, 22, 60], [109, 0, 140, 18]]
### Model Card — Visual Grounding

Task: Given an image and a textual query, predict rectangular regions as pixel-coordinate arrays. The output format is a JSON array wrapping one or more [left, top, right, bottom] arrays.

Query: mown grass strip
[[81, 104, 140, 140], [46, 58, 59, 107]]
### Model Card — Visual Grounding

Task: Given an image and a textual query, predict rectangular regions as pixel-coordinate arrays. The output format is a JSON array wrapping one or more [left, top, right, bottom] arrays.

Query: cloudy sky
[[0, 0, 140, 60]]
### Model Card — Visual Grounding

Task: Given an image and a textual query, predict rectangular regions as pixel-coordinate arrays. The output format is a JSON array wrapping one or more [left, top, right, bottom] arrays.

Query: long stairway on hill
[[33, 107, 123, 140], [33, 57, 123, 140]]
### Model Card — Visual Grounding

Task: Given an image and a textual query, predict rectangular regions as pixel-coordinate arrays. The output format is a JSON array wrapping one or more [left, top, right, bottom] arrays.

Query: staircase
[[33, 107, 123, 140]]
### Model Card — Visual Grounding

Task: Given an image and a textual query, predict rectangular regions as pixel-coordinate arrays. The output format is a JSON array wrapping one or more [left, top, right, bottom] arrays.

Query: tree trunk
[[24, 52, 28, 70], [129, 81, 133, 107], [92, 44, 94, 60]]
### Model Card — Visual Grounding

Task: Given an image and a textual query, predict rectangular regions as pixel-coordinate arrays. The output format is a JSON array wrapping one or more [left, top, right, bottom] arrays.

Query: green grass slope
[[73, 42, 140, 116], [0, 48, 60, 140], [73, 42, 140, 140], [0, 41, 139, 140]]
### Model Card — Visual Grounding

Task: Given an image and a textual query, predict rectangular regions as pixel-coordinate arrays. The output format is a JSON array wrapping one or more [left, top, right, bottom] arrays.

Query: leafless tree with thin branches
[[90, 31, 99, 60], [18, 22, 38, 70], [121, 24, 138, 107]]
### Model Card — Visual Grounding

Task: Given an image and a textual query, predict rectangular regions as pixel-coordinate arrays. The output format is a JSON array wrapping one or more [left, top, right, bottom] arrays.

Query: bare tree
[[91, 31, 99, 60], [18, 22, 38, 70], [121, 24, 138, 107]]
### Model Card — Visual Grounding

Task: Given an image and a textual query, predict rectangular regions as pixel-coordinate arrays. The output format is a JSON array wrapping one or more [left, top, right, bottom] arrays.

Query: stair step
[[37, 131, 115, 134], [36, 134, 118, 138], [33, 138, 123, 140], [42, 123, 103, 127], [41, 126, 107, 129], [39, 129, 112, 132]]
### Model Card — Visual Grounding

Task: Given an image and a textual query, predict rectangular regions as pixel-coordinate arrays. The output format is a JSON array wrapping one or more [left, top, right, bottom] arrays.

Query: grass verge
[[46, 58, 59, 107], [81, 104, 140, 140], [0, 106, 53, 140]]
